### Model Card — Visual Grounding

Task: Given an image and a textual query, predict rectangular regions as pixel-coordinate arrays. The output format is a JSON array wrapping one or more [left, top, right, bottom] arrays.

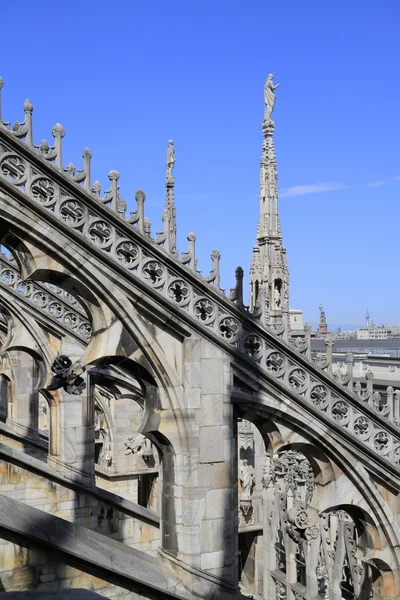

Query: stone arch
[[2, 214, 191, 454], [366, 558, 396, 600], [234, 389, 400, 597]]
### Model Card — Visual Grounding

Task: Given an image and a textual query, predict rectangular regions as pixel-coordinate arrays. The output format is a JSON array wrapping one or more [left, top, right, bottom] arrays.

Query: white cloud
[[280, 182, 346, 198], [365, 180, 388, 188]]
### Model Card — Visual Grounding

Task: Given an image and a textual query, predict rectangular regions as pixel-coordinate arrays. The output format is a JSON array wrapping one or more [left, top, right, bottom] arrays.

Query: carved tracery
[[263, 449, 375, 599]]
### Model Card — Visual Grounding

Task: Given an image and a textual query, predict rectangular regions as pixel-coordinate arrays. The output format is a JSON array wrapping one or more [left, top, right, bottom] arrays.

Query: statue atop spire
[[164, 140, 177, 254], [166, 140, 175, 179], [264, 74, 280, 122]]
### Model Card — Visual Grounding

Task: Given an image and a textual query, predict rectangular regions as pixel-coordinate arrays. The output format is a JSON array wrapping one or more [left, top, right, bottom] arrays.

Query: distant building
[[357, 325, 390, 340], [316, 303, 328, 336]]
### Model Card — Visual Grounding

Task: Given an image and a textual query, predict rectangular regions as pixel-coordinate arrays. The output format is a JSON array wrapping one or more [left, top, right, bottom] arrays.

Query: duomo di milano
[[0, 71, 398, 600]]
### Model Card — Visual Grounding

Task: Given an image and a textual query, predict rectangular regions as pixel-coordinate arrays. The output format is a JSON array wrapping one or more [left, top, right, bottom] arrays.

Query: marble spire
[[249, 75, 289, 339]]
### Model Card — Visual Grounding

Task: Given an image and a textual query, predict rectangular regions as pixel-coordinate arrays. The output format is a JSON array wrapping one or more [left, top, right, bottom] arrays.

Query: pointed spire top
[[161, 139, 177, 254], [0, 77, 4, 89]]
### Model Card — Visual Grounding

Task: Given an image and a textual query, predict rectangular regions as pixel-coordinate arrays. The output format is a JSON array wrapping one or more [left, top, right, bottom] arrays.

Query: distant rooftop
[[311, 338, 400, 357]]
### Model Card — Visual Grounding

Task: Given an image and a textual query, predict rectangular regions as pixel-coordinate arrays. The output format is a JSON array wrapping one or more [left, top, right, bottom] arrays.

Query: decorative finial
[[264, 73, 280, 122], [23, 98, 33, 113], [52, 123, 65, 138], [166, 140, 175, 178], [144, 217, 152, 236], [0, 77, 4, 89], [92, 181, 102, 197], [135, 189, 146, 203], [108, 170, 120, 181]]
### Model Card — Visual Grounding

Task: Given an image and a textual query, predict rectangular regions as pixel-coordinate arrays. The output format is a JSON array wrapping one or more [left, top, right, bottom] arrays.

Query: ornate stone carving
[[168, 279, 190, 305], [243, 334, 262, 357], [238, 420, 254, 451], [373, 430, 389, 453], [275, 579, 286, 600], [142, 260, 164, 285], [0, 154, 26, 182], [267, 450, 315, 505], [124, 433, 153, 461], [60, 200, 84, 225], [219, 316, 239, 340], [47, 355, 86, 395], [332, 400, 350, 424], [0, 254, 91, 341], [353, 416, 371, 439], [288, 368, 307, 392], [31, 177, 55, 204], [310, 384, 328, 408], [89, 221, 112, 246], [116, 241, 139, 268], [194, 298, 215, 322], [239, 459, 254, 501], [266, 351, 285, 374]]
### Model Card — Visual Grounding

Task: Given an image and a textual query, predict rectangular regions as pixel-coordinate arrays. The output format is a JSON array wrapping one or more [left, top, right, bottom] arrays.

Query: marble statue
[[166, 140, 175, 178], [264, 73, 280, 121], [274, 285, 281, 308], [239, 459, 254, 499]]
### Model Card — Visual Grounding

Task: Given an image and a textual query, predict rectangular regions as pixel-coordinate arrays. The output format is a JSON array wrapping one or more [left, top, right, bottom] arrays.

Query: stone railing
[[1, 100, 400, 470], [0, 252, 91, 342]]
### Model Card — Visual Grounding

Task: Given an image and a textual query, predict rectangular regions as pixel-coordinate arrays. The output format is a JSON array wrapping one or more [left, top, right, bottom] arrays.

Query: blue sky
[[1, 1, 399, 328]]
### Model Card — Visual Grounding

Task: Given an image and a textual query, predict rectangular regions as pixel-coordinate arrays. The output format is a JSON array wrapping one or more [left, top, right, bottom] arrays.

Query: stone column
[[159, 335, 240, 599], [262, 455, 277, 600], [9, 351, 39, 442], [47, 369, 95, 487]]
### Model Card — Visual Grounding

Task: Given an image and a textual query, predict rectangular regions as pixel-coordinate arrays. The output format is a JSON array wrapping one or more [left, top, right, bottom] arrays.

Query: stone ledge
[[0, 441, 160, 527], [0, 494, 185, 600]]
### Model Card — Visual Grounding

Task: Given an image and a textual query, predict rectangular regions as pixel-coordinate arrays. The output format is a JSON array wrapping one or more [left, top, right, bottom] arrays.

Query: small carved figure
[[124, 433, 153, 460], [47, 355, 86, 395], [239, 459, 254, 499], [274, 285, 281, 308], [166, 140, 175, 178], [264, 73, 280, 121]]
